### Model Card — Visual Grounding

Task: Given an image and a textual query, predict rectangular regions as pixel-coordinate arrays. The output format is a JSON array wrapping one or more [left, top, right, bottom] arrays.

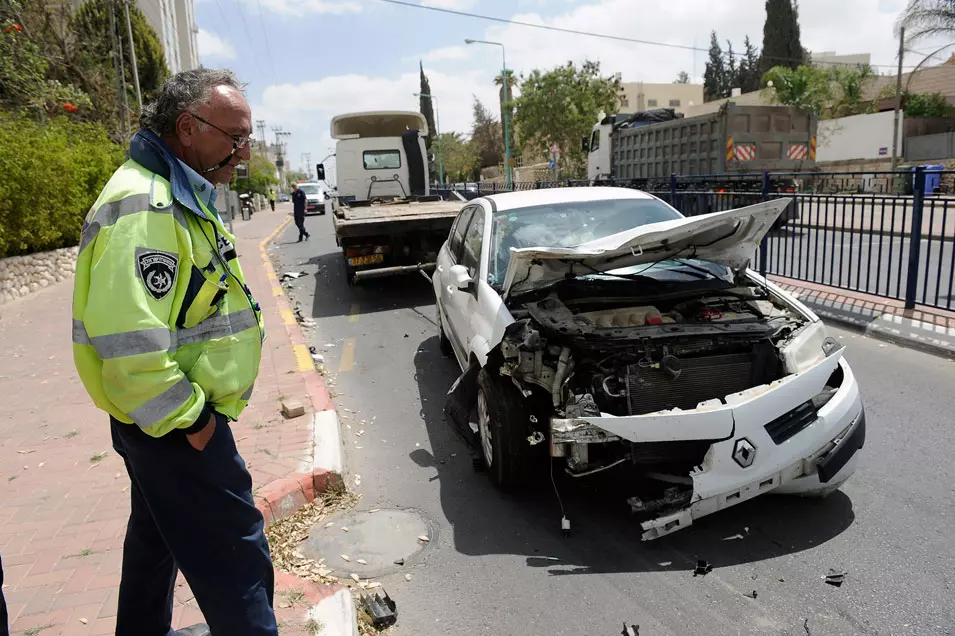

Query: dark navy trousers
[[110, 414, 278, 636], [1, 551, 9, 636]]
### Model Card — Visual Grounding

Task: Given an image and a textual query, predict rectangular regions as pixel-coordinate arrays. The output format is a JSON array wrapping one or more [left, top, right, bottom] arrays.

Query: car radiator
[[625, 353, 755, 415]]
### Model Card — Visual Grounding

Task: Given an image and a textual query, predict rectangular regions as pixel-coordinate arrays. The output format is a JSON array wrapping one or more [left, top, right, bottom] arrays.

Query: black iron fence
[[433, 168, 955, 312]]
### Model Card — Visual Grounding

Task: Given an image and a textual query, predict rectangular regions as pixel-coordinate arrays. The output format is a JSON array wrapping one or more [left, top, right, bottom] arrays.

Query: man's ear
[[175, 112, 198, 148]]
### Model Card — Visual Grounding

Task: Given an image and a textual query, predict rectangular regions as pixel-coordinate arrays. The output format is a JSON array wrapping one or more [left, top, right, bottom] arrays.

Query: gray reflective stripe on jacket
[[79, 193, 190, 254], [128, 376, 195, 428], [73, 309, 259, 358]]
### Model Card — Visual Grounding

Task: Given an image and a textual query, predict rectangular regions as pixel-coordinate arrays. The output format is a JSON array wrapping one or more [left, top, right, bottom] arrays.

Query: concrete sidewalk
[[769, 274, 955, 359], [0, 204, 351, 635]]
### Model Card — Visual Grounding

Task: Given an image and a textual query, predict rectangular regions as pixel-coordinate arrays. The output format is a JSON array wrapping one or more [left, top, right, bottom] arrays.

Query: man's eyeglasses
[[190, 113, 254, 148]]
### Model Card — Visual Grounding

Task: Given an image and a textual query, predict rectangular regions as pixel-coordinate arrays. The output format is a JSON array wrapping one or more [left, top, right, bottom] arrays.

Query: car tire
[[476, 367, 529, 491], [436, 310, 453, 358]]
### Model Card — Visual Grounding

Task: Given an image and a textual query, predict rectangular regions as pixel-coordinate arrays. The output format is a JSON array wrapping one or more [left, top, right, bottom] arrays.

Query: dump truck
[[317, 111, 463, 284], [584, 104, 819, 182]]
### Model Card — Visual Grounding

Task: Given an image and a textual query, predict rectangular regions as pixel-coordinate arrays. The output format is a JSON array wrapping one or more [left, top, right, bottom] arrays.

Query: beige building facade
[[618, 82, 704, 114]]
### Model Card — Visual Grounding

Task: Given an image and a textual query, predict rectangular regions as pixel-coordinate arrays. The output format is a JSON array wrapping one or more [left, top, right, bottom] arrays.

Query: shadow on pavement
[[411, 335, 856, 576], [291, 249, 437, 320]]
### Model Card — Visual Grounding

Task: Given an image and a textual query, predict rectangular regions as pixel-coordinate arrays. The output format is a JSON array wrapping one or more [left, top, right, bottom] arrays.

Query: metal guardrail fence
[[433, 168, 955, 312]]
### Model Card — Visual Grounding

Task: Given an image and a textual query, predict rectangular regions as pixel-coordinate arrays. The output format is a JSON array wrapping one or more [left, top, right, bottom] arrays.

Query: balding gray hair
[[140, 68, 245, 136]]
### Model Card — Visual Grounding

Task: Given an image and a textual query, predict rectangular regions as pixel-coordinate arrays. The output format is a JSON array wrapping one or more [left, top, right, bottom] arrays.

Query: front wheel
[[477, 368, 530, 490]]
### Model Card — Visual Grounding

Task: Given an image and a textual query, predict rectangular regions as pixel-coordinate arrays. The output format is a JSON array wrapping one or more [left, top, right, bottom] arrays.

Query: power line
[[375, 0, 925, 70], [232, 0, 263, 75], [254, 0, 276, 77]]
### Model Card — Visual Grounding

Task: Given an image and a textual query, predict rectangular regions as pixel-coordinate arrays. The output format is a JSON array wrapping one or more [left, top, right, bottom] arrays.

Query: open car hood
[[501, 198, 791, 297]]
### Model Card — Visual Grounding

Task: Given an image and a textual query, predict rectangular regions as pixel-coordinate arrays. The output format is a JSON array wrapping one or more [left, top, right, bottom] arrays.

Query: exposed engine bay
[[491, 279, 817, 522]]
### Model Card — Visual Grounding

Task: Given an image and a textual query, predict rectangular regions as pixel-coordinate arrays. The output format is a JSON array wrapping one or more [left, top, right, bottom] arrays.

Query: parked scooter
[[238, 192, 254, 219]]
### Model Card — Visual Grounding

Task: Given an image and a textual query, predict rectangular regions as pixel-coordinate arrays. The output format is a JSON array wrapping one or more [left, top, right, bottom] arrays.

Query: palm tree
[[494, 70, 517, 159], [898, 1, 955, 78]]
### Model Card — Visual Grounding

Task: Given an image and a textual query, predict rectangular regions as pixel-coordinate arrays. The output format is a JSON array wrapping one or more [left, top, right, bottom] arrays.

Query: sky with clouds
[[193, 0, 927, 180]]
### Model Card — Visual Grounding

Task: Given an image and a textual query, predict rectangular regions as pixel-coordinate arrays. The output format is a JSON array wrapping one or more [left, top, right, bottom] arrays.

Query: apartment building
[[138, 0, 200, 73]]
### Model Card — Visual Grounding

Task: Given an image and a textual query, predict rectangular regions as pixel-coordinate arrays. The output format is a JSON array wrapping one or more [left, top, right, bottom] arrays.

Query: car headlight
[[781, 321, 840, 374]]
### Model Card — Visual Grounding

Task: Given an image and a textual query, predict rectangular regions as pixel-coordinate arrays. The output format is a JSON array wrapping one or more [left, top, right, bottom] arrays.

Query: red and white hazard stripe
[[733, 144, 756, 161], [787, 144, 809, 160]]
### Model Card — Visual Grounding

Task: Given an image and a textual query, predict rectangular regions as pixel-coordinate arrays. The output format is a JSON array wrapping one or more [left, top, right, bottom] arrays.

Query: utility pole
[[891, 26, 905, 177], [123, 0, 142, 114], [107, 0, 128, 152], [256, 120, 267, 153]]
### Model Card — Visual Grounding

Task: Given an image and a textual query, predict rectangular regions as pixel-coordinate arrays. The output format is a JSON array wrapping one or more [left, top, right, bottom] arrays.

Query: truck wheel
[[476, 367, 529, 490]]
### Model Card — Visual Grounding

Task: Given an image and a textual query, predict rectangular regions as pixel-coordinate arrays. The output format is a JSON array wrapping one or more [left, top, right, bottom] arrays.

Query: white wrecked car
[[433, 187, 865, 540]]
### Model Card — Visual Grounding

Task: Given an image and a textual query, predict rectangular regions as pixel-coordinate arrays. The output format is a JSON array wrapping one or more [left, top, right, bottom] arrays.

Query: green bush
[[0, 112, 124, 257]]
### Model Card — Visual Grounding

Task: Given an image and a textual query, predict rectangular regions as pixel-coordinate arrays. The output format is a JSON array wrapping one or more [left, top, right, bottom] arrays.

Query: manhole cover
[[300, 508, 433, 578]]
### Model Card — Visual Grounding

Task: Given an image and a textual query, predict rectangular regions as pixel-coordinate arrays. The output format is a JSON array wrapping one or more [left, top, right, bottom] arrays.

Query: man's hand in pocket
[[186, 414, 217, 451]]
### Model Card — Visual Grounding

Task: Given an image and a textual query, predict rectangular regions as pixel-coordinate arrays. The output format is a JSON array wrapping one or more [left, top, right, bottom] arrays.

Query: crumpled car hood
[[501, 198, 792, 297]]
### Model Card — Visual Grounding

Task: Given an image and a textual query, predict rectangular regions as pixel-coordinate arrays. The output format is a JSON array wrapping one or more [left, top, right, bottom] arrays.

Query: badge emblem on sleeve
[[137, 249, 179, 300]]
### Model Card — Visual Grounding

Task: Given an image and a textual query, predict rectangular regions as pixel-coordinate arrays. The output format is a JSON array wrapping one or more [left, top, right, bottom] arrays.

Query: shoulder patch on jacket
[[136, 247, 179, 300]]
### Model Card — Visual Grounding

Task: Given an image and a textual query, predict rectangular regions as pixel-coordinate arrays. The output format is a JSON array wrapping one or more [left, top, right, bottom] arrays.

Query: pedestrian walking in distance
[[268, 187, 275, 211], [291, 182, 310, 242], [71, 68, 279, 636]]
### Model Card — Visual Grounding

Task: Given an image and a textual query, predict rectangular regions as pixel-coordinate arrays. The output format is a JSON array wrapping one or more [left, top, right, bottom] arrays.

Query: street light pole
[[415, 92, 444, 185], [123, 0, 142, 114], [465, 38, 511, 190]]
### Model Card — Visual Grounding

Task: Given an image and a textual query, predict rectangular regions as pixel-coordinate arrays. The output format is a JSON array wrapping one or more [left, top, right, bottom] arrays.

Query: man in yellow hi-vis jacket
[[72, 69, 278, 636]]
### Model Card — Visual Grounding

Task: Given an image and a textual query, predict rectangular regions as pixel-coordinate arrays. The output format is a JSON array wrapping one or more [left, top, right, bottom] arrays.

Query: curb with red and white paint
[[254, 216, 359, 636]]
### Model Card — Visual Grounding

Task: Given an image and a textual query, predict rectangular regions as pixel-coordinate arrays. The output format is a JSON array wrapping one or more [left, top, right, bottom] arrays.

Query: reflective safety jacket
[[72, 129, 265, 438]]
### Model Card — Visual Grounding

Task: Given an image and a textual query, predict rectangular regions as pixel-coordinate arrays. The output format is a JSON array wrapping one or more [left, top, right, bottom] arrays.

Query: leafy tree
[[418, 61, 436, 158], [830, 64, 876, 117], [738, 36, 762, 93], [513, 60, 621, 177], [704, 32, 726, 102], [762, 64, 832, 115], [674, 71, 690, 84], [436, 132, 480, 182], [494, 69, 517, 158], [233, 151, 279, 195], [760, 0, 804, 75], [905, 92, 955, 117], [0, 19, 91, 118], [725, 40, 739, 93], [2, 0, 169, 139], [285, 170, 307, 188], [470, 97, 502, 170]]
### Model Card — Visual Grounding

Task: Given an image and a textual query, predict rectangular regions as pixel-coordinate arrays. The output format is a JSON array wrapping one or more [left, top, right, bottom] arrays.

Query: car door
[[436, 206, 475, 362], [445, 204, 486, 361]]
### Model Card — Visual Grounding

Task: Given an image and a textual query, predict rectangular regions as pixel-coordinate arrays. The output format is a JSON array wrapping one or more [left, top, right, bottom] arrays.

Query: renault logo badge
[[733, 438, 756, 468]]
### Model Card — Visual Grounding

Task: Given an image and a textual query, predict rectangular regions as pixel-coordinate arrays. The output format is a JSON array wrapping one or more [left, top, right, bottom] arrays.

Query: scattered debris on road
[[417, 535, 430, 543], [693, 560, 713, 577], [745, 590, 758, 599], [620, 623, 640, 635], [281, 271, 306, 281], [824, 569, 847, 587], [359, 587, 398, 630], [393, 558, 404, 566]]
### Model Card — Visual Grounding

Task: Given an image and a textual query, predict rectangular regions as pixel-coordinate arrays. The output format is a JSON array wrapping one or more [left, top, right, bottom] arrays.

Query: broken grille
[[764, 400, 818, 445]]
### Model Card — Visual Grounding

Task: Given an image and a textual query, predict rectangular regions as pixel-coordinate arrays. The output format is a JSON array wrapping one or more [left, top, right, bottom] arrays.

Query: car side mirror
[[449, 264, 472, 290], [581, 135, 590, 153]]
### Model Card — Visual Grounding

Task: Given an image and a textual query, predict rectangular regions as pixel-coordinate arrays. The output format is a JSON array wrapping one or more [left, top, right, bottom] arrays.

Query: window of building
[[670, 99, 681, 107], [621, 99, 629, 107], [648, 99, 658, 107]]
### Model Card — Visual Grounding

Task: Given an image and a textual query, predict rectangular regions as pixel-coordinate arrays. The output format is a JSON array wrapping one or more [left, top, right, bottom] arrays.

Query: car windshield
[[299, 185, 321, 195], [488, 197, 689, 285]]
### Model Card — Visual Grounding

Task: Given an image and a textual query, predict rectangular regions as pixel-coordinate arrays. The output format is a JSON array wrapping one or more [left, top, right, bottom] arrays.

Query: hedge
[[0, 113, 124, 257]]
